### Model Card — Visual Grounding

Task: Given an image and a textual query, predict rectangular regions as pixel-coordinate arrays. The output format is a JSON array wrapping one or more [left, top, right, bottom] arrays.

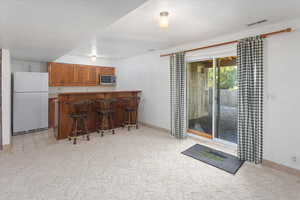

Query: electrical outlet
[[292, 156, 297, 162]]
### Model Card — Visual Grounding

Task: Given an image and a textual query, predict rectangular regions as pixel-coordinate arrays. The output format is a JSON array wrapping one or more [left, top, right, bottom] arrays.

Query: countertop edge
[[57, 90, 142, 96]]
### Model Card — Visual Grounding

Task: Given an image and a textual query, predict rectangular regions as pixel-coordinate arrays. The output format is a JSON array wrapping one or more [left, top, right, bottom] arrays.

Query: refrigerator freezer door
[[14, 72, 48, 92]]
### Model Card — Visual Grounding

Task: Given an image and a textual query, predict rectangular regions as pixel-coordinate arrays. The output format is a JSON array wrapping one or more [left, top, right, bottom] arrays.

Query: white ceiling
[[69, 0, 300, 59], [0, 0, 147, 61]]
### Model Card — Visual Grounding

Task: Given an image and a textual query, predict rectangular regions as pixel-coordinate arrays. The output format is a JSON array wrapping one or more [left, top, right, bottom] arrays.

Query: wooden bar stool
[[68, 100, 91, 144], [95, 98, 117, 136], [122, 97, 141, 131]]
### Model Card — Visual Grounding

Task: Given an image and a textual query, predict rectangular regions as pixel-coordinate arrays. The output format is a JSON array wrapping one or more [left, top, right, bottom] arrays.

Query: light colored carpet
[[0, 126, 299, 200]]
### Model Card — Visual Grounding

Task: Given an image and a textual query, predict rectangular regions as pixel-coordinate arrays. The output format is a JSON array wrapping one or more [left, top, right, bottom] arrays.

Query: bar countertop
[[57, 90, 142, 96], [56, 90, 141, 140]]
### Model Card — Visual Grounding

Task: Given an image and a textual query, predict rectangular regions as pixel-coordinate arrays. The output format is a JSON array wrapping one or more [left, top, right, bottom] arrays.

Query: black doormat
[[181, 144, 244, 174]]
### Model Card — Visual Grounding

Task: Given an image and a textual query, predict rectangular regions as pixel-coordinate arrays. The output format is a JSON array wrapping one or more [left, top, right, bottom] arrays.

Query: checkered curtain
[[170, 52, 186, 139], [237, 36, 264, 164]]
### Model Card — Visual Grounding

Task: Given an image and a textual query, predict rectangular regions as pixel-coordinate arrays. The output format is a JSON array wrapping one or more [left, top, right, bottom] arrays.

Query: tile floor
[[0, 126, 299, 200]]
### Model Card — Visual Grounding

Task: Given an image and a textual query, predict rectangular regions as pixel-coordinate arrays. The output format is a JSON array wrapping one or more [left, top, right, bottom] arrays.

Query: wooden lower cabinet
[[48, 98, 57, 128], [57, 91, 141, 140], [48, 62, 115, 87]]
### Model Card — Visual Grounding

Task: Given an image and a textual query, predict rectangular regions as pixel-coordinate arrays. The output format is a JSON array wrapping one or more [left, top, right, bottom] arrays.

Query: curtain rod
[[160, 28, 292, 57]]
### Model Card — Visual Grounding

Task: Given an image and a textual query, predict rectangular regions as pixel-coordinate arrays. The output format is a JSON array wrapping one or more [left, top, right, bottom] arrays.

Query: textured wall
[[1, 49, 11, 145]]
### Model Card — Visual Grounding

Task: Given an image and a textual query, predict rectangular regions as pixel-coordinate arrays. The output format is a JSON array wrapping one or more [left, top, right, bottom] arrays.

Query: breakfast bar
[[55, 90, 141, 140]]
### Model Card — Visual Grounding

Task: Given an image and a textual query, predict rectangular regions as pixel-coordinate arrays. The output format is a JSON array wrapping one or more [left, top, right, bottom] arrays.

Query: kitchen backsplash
[[49, 86, 116, 94]]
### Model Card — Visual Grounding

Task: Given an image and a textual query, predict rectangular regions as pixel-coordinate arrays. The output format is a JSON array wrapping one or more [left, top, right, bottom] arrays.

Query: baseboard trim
[[2, 144, 12, 152], [262, 159, 300, 176], [139, 122, 170, 133]]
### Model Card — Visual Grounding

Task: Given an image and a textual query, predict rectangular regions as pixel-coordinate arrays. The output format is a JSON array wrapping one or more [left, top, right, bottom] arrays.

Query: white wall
[[117, 18, 300, 170], [117, 53, 170, 130], [54, 55, 117, 67], [11, 59, 47, 73], [1, 49, 11, 146], [12, 55, 117, 74], [264, 25, 300, 171]]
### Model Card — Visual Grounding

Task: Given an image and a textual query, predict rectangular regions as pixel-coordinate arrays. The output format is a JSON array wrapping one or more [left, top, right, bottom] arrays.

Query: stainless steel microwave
[[100, 75, 116, 85]]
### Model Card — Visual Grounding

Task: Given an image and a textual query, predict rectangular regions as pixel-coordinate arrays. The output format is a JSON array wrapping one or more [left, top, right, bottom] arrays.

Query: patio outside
[[188, 59, 237, 144]]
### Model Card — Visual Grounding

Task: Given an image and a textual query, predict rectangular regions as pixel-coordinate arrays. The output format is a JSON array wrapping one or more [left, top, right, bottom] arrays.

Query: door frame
[[186, 49, 237, 146]]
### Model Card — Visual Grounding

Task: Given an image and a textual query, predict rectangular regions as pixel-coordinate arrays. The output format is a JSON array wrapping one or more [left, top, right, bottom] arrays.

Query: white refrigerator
[[13, 72, 48, 135]]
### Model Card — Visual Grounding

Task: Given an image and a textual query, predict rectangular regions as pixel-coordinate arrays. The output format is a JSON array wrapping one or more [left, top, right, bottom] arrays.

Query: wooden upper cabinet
[[48, 62, 115, 87], [48, 62, 76, 86], [75, 65, 97, 86], [101, 67, 115, 75]]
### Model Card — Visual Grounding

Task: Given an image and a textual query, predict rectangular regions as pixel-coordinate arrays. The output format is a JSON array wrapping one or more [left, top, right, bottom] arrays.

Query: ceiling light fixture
[[159, 11, 169, 28], [91, 55, 97, 62]]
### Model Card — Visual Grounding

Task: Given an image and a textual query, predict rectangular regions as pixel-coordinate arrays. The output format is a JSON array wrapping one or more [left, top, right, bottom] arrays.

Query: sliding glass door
[[187, 59, 213, 138], [187, 56, 237, 144], [215, 57, 238, 143]]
